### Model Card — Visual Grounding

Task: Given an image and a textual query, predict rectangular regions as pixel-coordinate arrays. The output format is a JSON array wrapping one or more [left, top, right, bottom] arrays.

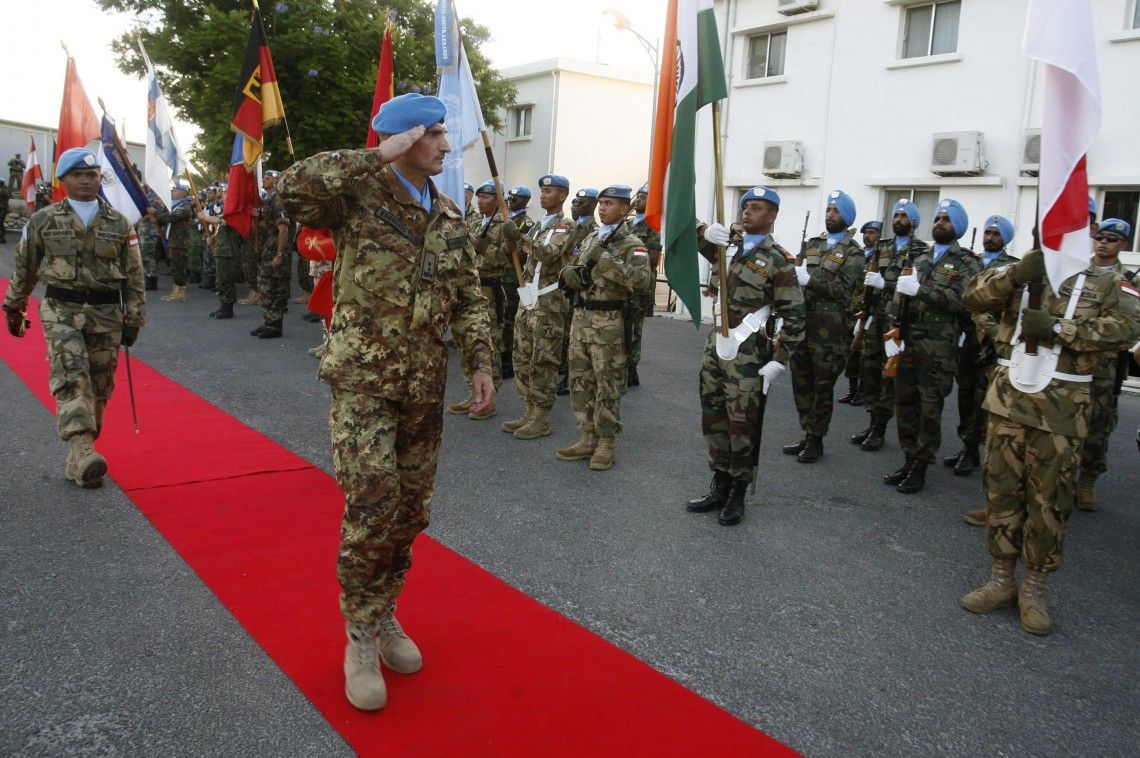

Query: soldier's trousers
[[790, 323, 848, 437], [202, 243, 216, 278], [699, 335, 764, 482], [241, 235, 260, 289], [568, 315, 626, 439], [844, 344, 862, 380], [514, 295, 567, 410], [141, 244, 158, 278], [296, 249, 313, 293], [258, 236, 291, 325], [1080, 376, 1119, 478], [502, 280, 519, 368], [954, 338, 988, 447], [894, 338, 956, 464], [862, 322, 895, 425], [188, 231, 204, 274], [329, 388, 441, 625], [169, 244, 188, 287], [459, 283, 503, 389], [984, 415, 1076, 573], [40, 301, 122, 440], [628, 274, 655, 370], [215, 257, 239, 305]]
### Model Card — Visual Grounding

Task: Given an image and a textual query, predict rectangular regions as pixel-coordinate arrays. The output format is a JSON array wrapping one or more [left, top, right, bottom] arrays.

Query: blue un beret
[[463, 183, 474, 192], [599, 184, 633, 201], [860, 220, 883, 233], [371, 92, 446, 135], [1098, 218, 1132, 239], [984, 215, 1015, 246], [935, 198, 969, 239], [508, 185, 531, 200], [475, 180, 503, 196], [539, 174, 569, 190], [575, 188, 599, 199], [740, 186, 780, 210], [827, 189, 857, 227], [56, 147, 100, 178], [892, 199, 920, 228]]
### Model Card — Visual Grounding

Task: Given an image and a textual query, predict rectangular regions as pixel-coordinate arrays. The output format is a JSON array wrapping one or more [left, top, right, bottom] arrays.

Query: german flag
[[231, 6, 285, 169]]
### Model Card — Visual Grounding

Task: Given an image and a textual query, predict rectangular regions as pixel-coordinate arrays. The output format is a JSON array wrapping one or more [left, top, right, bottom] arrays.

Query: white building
[[681, 0, 1140, 318], [463, 58, 654, 202], [1, 117, 145, 194]]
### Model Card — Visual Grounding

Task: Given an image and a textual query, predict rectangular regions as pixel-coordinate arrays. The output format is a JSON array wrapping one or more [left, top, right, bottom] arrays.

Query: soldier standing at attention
[[196, 190, 242, 320], [557, 188, 599, 396], [2, 148, 146, 488], [556, 185, 651, 470], [883, 199, 980, 494], [501, 185, 535, 379], [782, 190, 866, 463], [250, 170, 292, 339], [838, 220, 882, 405], [463, 182, 478, 223], [501, 174, 584, 440], [447, 179, 508, 419], [960, 244, 1140, 635], [277, 93, 495, 710], [160, 180, 194, 303], [8, 153, 25, 190], [851, 201, 930, 453], [626, 183, 663, 388], [138, 190, 169, 291], [687, 187, 805, 525]]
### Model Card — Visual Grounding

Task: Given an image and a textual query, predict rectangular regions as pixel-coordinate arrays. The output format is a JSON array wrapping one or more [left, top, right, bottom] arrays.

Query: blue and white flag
[[99, 115, 150, 225], [138, 35, 185, 213], [435, 0, 485, 213]]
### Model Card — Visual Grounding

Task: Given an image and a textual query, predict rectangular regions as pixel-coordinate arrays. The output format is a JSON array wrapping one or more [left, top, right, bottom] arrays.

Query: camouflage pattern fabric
[[627, 217, 663, 371], [563, 220, 652, 438], [213, 225, 243, 305], [137, 203, 170, 278], [698, 233, 805, 481], [892, 240, 979, 463], [258, 190, 292, 325], [461, 213, 512, 388], [789, 231, 866, 436], [843, 249, 875, 379], [240, 223, 260, 289], [167, 197, 194, 287], [3, 198, 146, 440], [560, 218, 598, 377], [501, 213, 534, 371], [188, 221, 204, 275]]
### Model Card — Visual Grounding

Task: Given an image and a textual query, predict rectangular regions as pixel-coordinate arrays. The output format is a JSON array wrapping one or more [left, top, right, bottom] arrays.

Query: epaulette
[[772, 243, 795, 263]]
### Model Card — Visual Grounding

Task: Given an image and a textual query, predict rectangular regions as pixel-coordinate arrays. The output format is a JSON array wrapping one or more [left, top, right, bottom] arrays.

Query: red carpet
[[1, 281, 796, 756]]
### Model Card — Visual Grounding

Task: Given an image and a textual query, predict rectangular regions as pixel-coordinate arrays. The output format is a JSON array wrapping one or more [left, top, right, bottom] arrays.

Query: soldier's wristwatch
[[1052, 321, 1062, 336]]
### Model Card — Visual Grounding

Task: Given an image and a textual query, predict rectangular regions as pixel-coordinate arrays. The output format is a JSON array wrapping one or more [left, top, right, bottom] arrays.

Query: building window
[[511, 105, 532, 139], [902, 1, 961, 59], [881, 189, 940, 240], [1102, 190, 1139, 251], [746, 30, 787, 79]]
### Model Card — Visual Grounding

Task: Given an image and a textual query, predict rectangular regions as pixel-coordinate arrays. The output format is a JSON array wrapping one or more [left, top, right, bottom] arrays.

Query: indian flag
[[646, 0, 727, 326]]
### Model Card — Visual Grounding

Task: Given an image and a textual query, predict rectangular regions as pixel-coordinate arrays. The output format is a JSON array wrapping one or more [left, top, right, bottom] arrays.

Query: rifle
[[797, 210, 811, 264], [969, 226, 977, 252], [883, 248, 917, 378], [748, 312, 781, 491], [851, 251, 879, 351]]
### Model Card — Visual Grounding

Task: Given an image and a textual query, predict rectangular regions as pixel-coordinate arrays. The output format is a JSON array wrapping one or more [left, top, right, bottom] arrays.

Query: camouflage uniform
[[167, 195, 194, 287], [892, 241, 980, 464], [964, 261, 1140, 573], [562, 221, 652, 439], [137, 202, 170, 280], [501, 212, 534, 376], [560, 218, 598, 382], [257, 189, 292, 327], [3, 198, 146, 439], [699, 234, 805, 481], [241, 219, 261, 291], [212, 225, 243, 306], [789, 230, 866, 438], [278, 151, 494, 626], [188, 213, 205, 278], [627, 215, 663, 375], [843, 247, 876, 385]]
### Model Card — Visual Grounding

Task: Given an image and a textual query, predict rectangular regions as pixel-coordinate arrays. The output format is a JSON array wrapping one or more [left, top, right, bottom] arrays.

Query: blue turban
[[892, 199, 920, 229], [860, 220, 882, 233], [1098, 218, 1132, 239], [371, 92, 446, 135], [984, 214, 1014, 246], [826, 190, 856, 226], [56, 147, 99, 178], [508, 185, 531, 199], [539, 174, 569, 190], [599, 185, 632, 201], [740, 186, 780, 210], [575, 188, 599, 199], [935, 198, 968, 239], [637, 183, 649, 195], [475, 180, 503, 196]]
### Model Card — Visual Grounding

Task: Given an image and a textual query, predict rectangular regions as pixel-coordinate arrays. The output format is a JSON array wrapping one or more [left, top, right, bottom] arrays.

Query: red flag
[[365, 20, 395, 148], [21, 137, 44, 207], [222, 133, 259, 238], [231, 6, 286, 168], [296, 227, 337, 262], [307, 270, 334, 323], [52, 56, 100, 201]]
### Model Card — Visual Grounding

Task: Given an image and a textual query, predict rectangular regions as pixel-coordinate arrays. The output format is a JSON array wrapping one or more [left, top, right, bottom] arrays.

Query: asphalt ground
[[2, 246, 1138, 756]]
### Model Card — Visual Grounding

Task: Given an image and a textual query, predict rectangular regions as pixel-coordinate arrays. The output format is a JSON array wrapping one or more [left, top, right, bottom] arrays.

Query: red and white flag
[[21, 137, 43, 206], [1024, 0, 1102, 294]]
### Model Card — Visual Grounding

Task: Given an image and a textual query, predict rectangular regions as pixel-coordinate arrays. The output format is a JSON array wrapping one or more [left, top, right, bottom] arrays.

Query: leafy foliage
[[97, 0, 515, 176]]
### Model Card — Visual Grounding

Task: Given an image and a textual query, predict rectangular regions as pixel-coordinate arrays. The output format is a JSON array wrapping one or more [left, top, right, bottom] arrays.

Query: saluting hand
[[377, 125, 427, 164]]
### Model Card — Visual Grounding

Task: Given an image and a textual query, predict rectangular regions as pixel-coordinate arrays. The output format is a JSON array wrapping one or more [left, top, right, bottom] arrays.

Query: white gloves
[[958, 332, 966, 348], [864, 271, 885, 291], [895, 272, 921, 297], [758, 360, 785, 395], [703, 223, 730, 246], [884, 338, 905, 358], [852, 319, 863, 338], [795, 264, 811, 287]]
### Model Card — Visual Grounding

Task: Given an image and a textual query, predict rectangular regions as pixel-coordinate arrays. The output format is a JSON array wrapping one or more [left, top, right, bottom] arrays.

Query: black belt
[[45, 286, 121, 305], [479, 277, 501, 287], [578, 299, 624, 311]]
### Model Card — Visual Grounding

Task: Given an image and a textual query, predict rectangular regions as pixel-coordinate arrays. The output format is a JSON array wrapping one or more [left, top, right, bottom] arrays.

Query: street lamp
[[603, 8, 660, 129]]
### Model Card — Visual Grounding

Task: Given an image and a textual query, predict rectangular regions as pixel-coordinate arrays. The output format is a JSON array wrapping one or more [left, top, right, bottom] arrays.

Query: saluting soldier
[[160, 179, 194, 302], [960, 243, 1140, 635], [782, 190, 867, 463], [556, 185, 651, 471], [626, 183, 663, 388], [851, 200, 931, 452], [686, 187, 805, 526], [251, 170, 292, 338], [838, 220, 882, 405], [2, 147, 146, 488]]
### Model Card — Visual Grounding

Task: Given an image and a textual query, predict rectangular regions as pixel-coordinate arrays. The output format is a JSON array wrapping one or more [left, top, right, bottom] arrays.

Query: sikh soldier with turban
[[838, 220, 883, 406]]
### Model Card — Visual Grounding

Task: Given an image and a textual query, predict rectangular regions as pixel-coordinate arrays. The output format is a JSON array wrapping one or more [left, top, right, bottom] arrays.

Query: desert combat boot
[[589, 437, 616, 470], [344, 623, 387, 711], [447, 388, 474, 415], [1019, 569, 1051, 635], [556, 430, 597, 461], [960, 557, 1017, 614], [513, 406, 552, 440], [377, 607, 422, 674], [501, 402, 533, 433], [66, 432, 107, 488]]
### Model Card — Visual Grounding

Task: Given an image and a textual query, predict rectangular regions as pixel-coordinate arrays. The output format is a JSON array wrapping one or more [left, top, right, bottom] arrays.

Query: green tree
[[97, 0, 515, 175]]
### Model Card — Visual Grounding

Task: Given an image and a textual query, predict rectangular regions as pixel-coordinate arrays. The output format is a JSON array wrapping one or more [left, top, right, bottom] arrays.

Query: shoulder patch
[[744, 260, 769, 276], [128, 231, 139, 248], [1121, 280, 1139, 298], [631, 246, 648, 257]]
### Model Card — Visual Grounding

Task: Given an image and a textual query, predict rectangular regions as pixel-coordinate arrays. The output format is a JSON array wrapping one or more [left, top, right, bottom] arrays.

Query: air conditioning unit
[[762, 141, 804, 178], [1020, 129, 1041, 176], [929, 131, 985, 176], [778, 0, 819, 15]]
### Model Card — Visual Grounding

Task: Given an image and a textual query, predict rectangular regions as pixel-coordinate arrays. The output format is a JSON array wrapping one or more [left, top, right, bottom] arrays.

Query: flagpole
[[251, 0, 296, 161], [710, 101, 729, 337]]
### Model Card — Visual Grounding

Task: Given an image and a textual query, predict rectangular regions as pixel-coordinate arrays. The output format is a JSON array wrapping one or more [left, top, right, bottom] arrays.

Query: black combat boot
[[851, 424, 873, 445], [783, 437, 809, 455], [556, 372, 570, 396], [257, 319, 283, 338], [943, 446, 965, 467], [717, 478, 749, 526], [797, 434, 823, 463], [686, 470, 732, 513], [199, 275, 215, 290], [627, 365, 640, 387], [953, 445, 980, 476], [861, 420, 887, 451], [897, 460, 927, 494], [250, 324, 268, 336], [210, 302, 234, 319], [837, 378, 859, 404], [145, 275, 158, 291], [883, 456, 914, 486], [849, 384, 865, 406]]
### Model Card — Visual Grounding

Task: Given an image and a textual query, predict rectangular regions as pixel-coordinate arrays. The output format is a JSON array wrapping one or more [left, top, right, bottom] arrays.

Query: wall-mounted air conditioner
[[762, 141, 804, 178], [929, 131, 985, 176], [778, 0, 819, 15], [1020, 129, 1041, 176]]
